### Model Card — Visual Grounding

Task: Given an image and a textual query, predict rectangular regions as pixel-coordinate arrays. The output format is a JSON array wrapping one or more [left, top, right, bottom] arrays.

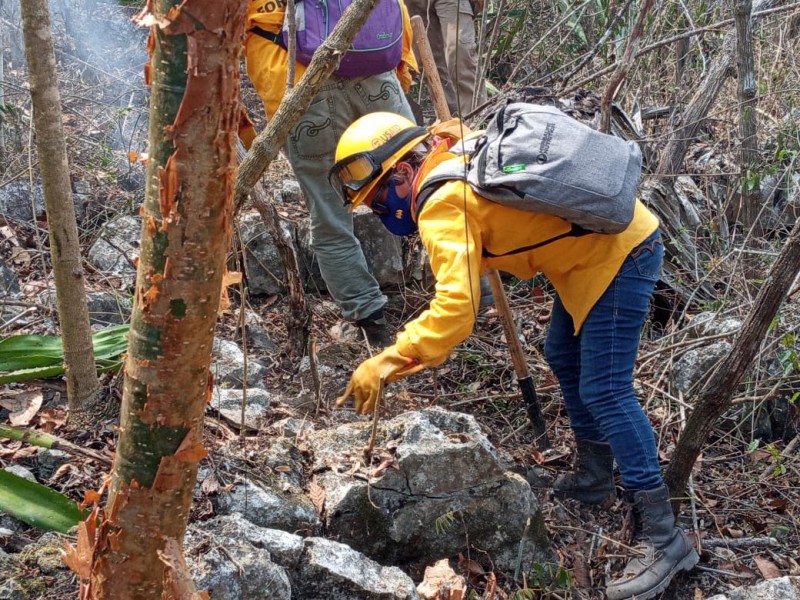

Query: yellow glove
[[336, 346, 424, 415]]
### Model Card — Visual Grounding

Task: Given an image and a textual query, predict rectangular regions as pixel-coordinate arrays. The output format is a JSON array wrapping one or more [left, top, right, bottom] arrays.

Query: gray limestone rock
[[210, 478, 319, 533], [280, 180, 303, 204], [41, 289, 131, 326], [209, 386, 271, 429], [35, 449, 70, 481], [238, 212, 296, 296], [707, 577, 800, 600], [87, 215, 140, 285], [86, 291, 131, 325], [307, 408, 550, 571], [685, 311, 742, 339], [186, 514, 420, 600], [4, 465, 36, 483], [185, 515, 293, 600], [298, 537, 420, 600], [211, 338, 266, 389], [0, 181, 44, 222], [671, 341, 732, 395]]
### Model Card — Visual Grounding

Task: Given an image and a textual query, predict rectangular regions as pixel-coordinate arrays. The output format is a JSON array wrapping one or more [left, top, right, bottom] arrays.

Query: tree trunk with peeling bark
[[82, 1, 247, 598], [20, 0, 101, 424]]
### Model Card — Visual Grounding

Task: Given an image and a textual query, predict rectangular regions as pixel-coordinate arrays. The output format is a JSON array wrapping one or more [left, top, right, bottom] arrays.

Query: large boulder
[[238, 211, 298, 296], [671, 341, 732, 395], [307, 408, 550, 571], [185, 514, 420, 600], [0, 181, 44, 222]]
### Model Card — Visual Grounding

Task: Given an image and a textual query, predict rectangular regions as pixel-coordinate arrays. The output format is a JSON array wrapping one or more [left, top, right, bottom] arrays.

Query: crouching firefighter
[[330, 111, 699, 600]]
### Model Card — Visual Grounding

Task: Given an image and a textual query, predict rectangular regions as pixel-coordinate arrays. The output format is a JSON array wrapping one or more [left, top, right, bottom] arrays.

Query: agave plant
[[0, 324, 129, 384], [0, 469, 88, 532]]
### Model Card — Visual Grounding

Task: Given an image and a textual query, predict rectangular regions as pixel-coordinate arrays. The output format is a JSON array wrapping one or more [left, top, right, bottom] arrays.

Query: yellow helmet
[[329, 112, 430, 209]]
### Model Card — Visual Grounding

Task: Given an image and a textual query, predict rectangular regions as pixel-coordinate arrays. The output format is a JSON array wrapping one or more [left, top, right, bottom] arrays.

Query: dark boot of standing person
[[553, 438, 616, 505], [605, 485, 699, 600], [356, 307, 392, 348]]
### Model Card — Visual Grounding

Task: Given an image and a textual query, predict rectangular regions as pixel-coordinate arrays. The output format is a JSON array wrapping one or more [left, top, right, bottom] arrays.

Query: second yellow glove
[[336, 345, 424, 414]]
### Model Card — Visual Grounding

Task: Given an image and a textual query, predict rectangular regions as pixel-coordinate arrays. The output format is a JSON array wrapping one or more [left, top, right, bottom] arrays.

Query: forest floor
[[2, 215, 799, 599], [2, 1, 800, 597]]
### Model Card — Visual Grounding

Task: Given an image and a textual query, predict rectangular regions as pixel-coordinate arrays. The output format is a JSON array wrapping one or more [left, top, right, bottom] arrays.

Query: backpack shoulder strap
[[413, 157, 470, 219], [250, 26, 286, 48]]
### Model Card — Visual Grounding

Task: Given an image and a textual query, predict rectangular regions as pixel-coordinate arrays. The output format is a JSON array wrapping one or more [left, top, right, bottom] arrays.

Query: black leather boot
[[606, 485, 699, 600], [553, 438, 615, 505], [355, 308, 392, 348]]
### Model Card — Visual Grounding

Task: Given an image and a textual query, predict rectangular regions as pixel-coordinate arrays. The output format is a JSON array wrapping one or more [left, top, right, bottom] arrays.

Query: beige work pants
[[406, 0, 486, 115]]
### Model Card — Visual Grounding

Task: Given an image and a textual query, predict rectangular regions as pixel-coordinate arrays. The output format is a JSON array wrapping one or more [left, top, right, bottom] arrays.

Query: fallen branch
[[701, 537, 781, 549], [0, 424, 112, 466]]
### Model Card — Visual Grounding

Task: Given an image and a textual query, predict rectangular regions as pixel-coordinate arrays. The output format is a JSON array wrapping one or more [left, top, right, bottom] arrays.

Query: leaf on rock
[[572, 551, 591, 587], [308, 477, 325, 515]]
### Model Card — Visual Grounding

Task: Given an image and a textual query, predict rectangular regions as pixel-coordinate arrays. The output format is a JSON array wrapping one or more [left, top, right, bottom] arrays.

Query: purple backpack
[[285, 0, 403, 77]]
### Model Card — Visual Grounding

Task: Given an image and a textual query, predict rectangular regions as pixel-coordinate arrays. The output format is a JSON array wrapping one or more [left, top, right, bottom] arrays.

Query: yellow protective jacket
[[394, 152, 660, 369], [245, 0, 418, 119]]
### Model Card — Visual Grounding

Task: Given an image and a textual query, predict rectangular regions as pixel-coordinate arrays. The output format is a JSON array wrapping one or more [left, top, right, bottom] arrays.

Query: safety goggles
[[329, 126, 428, 205]]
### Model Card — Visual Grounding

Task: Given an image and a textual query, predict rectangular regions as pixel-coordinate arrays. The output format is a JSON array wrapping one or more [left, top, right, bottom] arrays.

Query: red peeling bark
[[79, 1, 248, 598]]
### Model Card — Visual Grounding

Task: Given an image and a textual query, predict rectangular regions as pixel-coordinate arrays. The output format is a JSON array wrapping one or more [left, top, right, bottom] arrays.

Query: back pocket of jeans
[[632, 242, 663, 280], [287, 97, 336, 161]]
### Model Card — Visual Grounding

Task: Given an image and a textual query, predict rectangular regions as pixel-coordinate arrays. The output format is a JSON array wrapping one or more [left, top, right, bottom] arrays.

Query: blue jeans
[[283, 71, 414, 322], [544, 230, 664, 491]]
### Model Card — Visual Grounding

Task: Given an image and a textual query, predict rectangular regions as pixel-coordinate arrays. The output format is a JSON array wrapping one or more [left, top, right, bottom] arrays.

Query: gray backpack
[[417, 103, 643, 241]]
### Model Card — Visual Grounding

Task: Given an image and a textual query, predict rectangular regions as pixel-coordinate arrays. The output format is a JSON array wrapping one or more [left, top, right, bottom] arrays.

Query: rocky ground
[[2, 1, 800, 599]]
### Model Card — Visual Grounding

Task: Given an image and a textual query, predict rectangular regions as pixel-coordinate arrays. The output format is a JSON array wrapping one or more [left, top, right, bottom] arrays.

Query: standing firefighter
[[243, 0, 418, 346], [332, 110, 699, 600]]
